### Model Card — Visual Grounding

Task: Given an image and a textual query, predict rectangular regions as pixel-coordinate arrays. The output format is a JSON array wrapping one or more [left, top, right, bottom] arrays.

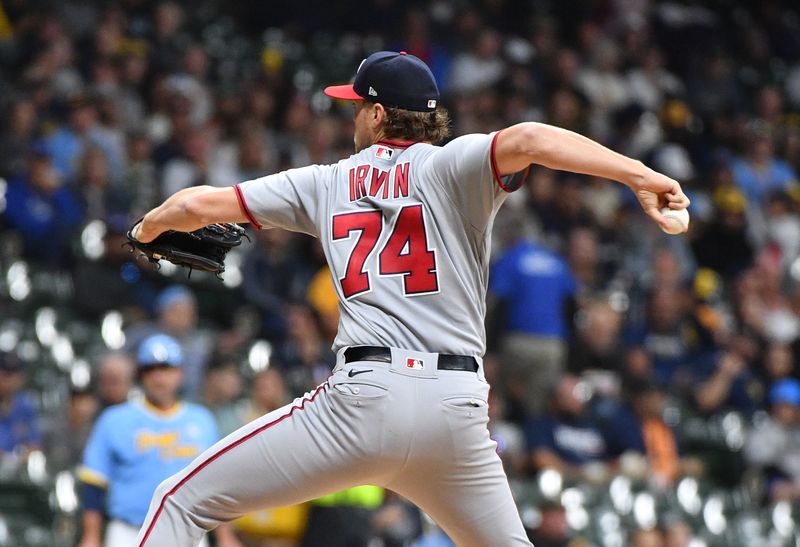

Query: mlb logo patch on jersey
[[406, 358, 424, 370], [375, 146, 394, 160]]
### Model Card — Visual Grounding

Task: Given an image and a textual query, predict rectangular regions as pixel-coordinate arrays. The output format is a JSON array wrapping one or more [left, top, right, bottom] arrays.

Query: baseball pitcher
[[132, 51, 689, 546]]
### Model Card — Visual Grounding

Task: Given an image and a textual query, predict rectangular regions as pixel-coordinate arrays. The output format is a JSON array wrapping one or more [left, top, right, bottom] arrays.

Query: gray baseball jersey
[[235, 133, 520, 356], [136, 134, 533, 547]]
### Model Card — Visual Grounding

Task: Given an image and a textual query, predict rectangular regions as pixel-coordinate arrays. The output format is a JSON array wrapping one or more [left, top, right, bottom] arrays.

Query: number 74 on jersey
[[332, 204, 439, 298]]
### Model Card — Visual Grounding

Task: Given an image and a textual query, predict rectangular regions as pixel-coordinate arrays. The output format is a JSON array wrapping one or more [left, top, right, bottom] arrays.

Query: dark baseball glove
[[125, 220, 248, 278]]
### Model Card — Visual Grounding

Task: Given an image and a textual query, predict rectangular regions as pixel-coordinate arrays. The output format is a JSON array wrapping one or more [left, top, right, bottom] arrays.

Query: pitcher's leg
[[137, 380, 393, 547], [390, 453, 531, 547], [387, 378, 532, 547]]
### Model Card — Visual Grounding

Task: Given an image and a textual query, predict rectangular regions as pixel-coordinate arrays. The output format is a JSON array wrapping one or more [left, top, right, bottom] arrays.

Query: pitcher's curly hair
[[381, 106, 451, 144]]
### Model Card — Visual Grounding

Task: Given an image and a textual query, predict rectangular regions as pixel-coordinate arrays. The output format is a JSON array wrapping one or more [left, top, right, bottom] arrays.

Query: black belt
[[343, 346, 479, 372]]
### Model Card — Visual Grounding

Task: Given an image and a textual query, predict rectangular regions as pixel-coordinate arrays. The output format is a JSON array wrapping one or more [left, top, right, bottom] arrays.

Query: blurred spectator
[[41, 94, 125, 184], [0, 351, 41, 454], [763, 191, 800, 268], [126, 284, 213, 400], [42, 386, 98, 472], [242, 229, 315, 341], [306, 264, 341, 343], [624, 286, 701, 386], [736, 251, 800, 345], [122, 130, 159, 218], [691, 186, 754, 279], [77, 334, 239, 547], [687, 53, 741, 118], [76, 146, 127, 221], [732, 121, 797, 208], [757, 343, 795, 388], [0, 98, 37, 178], [96, 352, 135, 409], [202, 358, 244, 437], [150, 1, 188, 74], [161, 126, 211, 196], [692, 341, 762, 415], [566, 225, 607, 294], [276, 303, 336, 398], [300, 486, 385, 547], [489, 234, 577, 417], [527, 374, 609, 480], [604, 377, 681, 487], [447, 28, 505, 94], [626, 47, 684, 112], [528, 174, 596, 246], [576, 39, 630, 138], [567, 298, 625, 374], [744, 379, 800, 502], [371, 492, 423, 547], [3, 145, 83, 266]]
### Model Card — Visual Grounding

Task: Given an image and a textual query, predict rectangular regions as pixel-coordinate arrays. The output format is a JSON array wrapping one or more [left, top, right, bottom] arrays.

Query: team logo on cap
[[375, 146, 393, 160], [407, 358, 424, 370], [427, 99, 437, 108]]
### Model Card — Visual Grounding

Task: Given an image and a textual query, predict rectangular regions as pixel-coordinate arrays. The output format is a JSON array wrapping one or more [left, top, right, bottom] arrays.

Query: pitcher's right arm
[[492, 122, 690, 230]]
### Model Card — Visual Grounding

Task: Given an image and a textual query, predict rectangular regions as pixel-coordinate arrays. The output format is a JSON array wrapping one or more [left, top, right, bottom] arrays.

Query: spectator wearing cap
[[690, 185, 754, 279], [744, 379, 800, 502], [125, 284, 212, 400], [0, 351, 41, 455], [77, 334, 240, 547], [3, 143, 83, 266]]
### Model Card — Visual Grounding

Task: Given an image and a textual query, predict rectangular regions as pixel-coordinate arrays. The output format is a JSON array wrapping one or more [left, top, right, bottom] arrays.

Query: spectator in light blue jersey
[[77, 334, 242, 547]]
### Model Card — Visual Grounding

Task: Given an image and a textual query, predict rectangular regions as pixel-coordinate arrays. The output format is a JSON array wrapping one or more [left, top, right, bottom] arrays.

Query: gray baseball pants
[[136, 347, 532, 546]]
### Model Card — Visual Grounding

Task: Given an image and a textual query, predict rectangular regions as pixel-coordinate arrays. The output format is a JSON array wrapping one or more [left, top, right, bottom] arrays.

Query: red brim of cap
[[323, 84, 363, 101]]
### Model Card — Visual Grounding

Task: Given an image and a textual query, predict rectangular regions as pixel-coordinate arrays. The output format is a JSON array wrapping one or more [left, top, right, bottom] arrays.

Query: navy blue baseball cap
[[324, 51, 439, 112]]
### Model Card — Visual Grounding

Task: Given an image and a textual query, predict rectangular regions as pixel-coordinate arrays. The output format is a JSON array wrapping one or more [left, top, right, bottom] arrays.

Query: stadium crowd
[[1, 0, 800, 545]]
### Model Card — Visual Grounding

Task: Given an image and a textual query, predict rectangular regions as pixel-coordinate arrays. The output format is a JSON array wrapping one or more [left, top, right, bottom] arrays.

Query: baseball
[[660, 207, 690, 235]]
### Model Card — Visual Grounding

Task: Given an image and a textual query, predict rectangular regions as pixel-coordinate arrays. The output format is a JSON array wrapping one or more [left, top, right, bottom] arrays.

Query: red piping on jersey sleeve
[[233, 184, 262, 230], [490, 129, 514, 193], [138, 382, 329, 546]]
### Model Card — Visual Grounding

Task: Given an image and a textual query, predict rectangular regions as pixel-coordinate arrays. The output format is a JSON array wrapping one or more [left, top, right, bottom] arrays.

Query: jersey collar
[[140, 398, 184, 418], [375, 139, 418, 149]]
